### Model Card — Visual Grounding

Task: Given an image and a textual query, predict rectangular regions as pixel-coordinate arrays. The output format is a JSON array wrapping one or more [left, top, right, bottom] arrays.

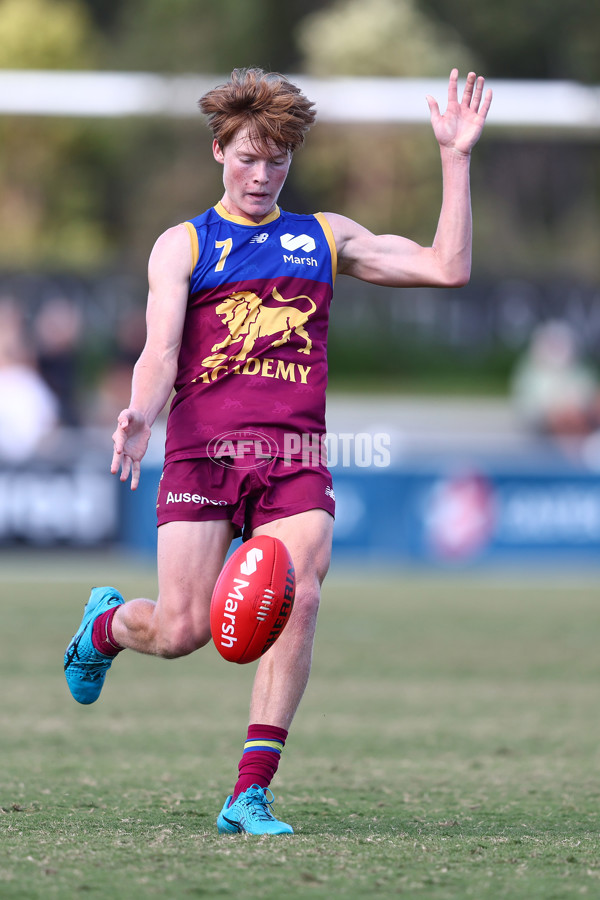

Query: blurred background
[[1, 0, 600, 567]]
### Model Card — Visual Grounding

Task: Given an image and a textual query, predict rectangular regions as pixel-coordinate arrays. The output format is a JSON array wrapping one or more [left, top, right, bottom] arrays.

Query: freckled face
[[213, 128, 292, 223]]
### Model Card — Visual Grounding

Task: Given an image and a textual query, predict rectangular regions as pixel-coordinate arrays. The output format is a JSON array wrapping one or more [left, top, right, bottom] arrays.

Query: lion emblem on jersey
[[202, 286, 316, 367]]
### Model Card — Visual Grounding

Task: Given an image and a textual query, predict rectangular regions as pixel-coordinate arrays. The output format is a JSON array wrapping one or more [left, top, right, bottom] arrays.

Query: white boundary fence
[[0, 70, 599, 132]]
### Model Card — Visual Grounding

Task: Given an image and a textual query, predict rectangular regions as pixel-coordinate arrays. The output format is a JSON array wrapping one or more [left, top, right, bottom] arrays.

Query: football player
[[65, 67, 491, 834]]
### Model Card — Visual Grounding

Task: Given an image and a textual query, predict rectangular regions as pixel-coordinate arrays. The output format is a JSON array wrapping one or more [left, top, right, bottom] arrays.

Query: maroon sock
[[231, 724, 288, 802], [91, 607, 124, 658]]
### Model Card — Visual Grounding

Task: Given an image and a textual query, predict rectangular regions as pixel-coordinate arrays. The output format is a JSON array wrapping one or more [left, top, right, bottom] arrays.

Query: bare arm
[[328, 69, 492, 289], [110, 224, 191, 489]]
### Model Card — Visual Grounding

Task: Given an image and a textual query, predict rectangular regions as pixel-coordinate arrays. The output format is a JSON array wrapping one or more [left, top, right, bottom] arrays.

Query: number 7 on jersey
[[215, 238, 233, 272]]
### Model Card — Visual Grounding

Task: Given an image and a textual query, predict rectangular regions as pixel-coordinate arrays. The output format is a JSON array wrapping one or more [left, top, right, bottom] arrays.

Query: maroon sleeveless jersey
[[164, 203, 337, 463]]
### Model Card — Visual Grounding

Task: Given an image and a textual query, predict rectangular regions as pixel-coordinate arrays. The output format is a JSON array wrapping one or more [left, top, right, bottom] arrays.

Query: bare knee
[[154, 616, 212, 659], [286, 584, 321, 636]]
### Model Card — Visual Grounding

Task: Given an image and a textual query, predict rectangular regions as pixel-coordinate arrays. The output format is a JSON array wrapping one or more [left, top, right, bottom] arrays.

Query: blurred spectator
[[0, 297, 59, 462], [511, 320, 600, 452], [33, 295, 84, 426], [90, 306, 147, 426]]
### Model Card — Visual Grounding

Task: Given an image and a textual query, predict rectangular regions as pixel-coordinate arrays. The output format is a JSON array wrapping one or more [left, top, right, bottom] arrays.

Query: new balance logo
[[280, 233, 316, 253], [250, 232, 269, 244]]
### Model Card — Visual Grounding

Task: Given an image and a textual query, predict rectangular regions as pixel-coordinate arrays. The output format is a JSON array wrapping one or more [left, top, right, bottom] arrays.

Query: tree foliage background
[[1, 0, 600, 392], [1, 0, 599, 277]]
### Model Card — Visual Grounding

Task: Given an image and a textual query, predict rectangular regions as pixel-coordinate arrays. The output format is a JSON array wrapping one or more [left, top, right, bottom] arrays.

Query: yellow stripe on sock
[[243, 740, 284, 752]]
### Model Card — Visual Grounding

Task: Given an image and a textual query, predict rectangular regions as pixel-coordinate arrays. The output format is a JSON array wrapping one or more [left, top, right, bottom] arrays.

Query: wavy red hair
[[199, 67, 316, 154]]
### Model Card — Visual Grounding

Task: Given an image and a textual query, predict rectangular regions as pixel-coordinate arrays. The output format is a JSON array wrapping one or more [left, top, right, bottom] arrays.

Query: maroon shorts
[[156, 456, 335, 538]]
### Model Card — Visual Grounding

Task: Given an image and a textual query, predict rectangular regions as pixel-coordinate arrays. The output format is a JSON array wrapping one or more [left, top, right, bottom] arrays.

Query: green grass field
[[1, 551, 600, 899]]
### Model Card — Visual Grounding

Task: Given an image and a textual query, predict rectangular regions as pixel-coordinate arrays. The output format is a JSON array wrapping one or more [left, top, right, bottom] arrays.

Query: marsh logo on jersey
[[201, 286, 316, 367], [280, 232, 318, 267], [280, 233, 316, 253]]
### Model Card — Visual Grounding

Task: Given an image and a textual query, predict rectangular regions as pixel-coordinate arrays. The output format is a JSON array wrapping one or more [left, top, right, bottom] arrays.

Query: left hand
[[426, 69, 492, 156]]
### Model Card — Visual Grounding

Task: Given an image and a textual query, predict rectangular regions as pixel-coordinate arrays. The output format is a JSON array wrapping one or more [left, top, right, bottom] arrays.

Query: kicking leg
[[64, 519, 233, 703], [111, 519, 233, 657]]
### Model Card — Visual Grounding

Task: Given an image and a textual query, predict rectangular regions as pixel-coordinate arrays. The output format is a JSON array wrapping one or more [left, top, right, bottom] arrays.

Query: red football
[[210, 535, 296, 664]]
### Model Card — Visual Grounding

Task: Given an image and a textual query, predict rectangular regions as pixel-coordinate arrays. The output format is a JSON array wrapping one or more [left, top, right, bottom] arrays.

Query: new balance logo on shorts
[[325, 485, 335, 500]]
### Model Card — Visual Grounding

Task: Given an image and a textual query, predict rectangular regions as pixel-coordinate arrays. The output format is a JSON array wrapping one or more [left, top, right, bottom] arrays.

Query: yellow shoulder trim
[[314, 212, 338, 285], [214, 201, 280, 227], [183, 221, 199, 275]]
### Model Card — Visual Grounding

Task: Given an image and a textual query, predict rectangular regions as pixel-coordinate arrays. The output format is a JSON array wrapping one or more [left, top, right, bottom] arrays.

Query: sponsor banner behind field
[[3, 460, 600, 565], [330, 467, 600, 565], [0, 464, 118, 546], [116, 462, 600, 566]]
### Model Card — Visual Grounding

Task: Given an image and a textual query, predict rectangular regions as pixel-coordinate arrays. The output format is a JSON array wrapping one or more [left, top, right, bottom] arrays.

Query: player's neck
[[216, 198, 280, 226]]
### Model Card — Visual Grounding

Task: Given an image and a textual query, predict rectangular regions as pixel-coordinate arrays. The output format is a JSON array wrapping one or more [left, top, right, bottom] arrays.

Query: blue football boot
[[64, 586, 124, 705], [217, 785, 294, 835]]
